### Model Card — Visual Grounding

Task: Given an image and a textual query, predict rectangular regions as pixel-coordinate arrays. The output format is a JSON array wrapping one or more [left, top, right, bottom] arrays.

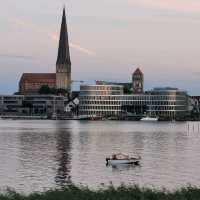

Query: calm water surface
[[0, 120, 199, 192]]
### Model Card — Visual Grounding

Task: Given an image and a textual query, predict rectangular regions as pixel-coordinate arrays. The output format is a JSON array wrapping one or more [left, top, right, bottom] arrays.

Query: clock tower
[[132, 68, 144, 94]]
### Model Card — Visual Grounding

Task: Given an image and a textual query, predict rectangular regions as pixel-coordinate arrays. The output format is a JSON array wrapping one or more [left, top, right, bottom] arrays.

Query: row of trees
[[38, 85, 69, 96]]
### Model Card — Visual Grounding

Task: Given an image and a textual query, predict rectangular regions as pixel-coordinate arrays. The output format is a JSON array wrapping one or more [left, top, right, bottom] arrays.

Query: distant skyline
[[1, 0, 200, 95]]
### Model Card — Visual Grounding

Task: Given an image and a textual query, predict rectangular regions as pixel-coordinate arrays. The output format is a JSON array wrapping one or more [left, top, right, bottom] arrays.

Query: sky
[[1, 0, 200, 95]]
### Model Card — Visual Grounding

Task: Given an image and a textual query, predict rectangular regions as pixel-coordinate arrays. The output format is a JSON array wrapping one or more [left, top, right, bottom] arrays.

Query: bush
[[1, 185, 200, 200]]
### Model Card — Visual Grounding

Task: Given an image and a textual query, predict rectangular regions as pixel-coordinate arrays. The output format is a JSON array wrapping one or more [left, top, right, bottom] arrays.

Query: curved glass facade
[[147, 88, 189, 119], [79, 85, 189, 120]]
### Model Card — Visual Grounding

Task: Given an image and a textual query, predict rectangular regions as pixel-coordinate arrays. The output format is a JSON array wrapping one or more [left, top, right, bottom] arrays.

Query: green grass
[[1, 185, 200, 200]]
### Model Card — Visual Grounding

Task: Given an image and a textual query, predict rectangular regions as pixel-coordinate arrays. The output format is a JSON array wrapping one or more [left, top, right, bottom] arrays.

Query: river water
[[0, 120, 199, 192]]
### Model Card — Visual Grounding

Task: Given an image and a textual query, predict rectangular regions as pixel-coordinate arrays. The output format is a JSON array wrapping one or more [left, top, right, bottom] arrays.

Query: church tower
[[56, 7, 71, 92], [132, 68, 144, 94]]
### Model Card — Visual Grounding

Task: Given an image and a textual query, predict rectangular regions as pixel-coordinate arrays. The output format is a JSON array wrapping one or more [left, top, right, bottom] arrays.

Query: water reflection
[[17, 121, 72, 191], [54, 122, 72, 187], [107, 164, 141, 172], [1, 120, 200, 192], [18, 129, 57, 192]]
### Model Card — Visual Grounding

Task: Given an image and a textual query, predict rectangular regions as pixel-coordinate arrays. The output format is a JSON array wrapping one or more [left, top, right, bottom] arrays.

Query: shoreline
[[1, 185, 200, 200], [0, 114, 199, 121]]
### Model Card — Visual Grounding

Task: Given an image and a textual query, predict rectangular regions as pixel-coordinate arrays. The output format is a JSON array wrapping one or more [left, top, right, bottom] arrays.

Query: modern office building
[[0, 95, 68, 117], [79, 85, 189, 120], [146, 87, 189, 119], [190, 96, 200, 119], [79, 85, 123, 117], [0, 95, 24, 114]]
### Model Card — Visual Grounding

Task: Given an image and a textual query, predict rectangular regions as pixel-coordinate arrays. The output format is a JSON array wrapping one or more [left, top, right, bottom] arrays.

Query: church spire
[[56, 7, 71, 65], [56, 7, 71, 92]]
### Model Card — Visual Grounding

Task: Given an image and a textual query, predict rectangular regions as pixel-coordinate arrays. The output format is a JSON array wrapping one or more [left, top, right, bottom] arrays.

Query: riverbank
[[1, 185, 200, 200]]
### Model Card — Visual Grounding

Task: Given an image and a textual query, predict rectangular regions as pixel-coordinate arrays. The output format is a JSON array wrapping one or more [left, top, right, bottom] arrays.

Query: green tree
[[56, 88, 69, 95], [38, 85, 52, 94], [38, 85, 70, 96], [123, 86, 132, 94]]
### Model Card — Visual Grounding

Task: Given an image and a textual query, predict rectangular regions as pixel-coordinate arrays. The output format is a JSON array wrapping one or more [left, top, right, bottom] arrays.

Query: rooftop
[[20, 73, 56, 83], [133, 68, 143, 75]]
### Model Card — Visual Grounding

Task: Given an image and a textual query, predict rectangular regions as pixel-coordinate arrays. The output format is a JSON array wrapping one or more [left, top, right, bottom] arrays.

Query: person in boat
[[112, 154, 117, 160], [112, 153, 129, 160]]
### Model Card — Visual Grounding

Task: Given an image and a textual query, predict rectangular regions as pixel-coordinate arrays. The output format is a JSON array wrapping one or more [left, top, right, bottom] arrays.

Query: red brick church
[[19, 8, 71, 95]]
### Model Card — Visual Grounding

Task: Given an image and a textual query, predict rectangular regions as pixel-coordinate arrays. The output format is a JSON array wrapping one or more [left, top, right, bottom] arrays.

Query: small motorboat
[[106, 153, 141, 165], [140, 116, 158, 121]]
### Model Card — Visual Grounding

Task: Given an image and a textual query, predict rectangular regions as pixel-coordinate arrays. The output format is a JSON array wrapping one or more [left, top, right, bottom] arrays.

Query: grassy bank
[[1, 185, 200, 200]]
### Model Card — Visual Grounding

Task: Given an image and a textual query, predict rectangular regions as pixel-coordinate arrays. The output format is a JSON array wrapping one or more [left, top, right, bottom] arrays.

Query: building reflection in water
[[17, 121, 72, 191], [54, 122, 72, 187]]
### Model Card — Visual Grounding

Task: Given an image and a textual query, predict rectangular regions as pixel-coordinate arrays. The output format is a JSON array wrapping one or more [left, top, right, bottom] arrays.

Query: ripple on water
[[0, 120, 199, 192]]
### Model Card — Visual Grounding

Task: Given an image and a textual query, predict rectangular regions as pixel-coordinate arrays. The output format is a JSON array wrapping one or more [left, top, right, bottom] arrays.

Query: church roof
[[56, 7, 71, 65], [20, 73, 56, 83], [133, 68, 143, 75]]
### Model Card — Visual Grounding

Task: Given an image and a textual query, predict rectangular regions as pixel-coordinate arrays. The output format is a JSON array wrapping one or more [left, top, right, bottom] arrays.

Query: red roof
[[133, 68, 143, 75], [20, 73, 56, 83]]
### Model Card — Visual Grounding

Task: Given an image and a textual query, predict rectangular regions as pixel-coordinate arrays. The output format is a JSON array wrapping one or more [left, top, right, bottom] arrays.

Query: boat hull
[[140, 117, 158, 121], [107, 159, 140, 165]]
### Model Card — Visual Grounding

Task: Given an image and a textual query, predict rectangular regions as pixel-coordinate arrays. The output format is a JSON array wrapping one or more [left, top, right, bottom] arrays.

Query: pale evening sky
[[1, 0, 200, 95]]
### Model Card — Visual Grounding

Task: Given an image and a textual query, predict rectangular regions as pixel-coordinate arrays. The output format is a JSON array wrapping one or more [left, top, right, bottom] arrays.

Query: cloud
[[11, 18, 39, 31], [0, 54, 35, 60], [70, 43, 95, 56], [48, 32, 95, 56], [129, 0, 200, 13], [11, 18, 96, 56], [47, 32, 59, 42]]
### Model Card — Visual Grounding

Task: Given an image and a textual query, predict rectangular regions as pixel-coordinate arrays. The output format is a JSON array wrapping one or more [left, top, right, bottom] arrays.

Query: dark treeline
[[1, 185, 200, 200]]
